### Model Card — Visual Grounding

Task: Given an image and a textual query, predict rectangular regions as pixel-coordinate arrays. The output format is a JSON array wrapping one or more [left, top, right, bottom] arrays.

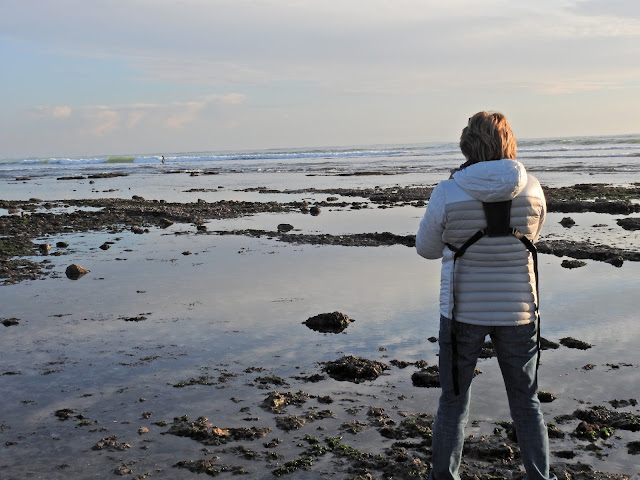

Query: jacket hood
[[452, 159, 528, 202]]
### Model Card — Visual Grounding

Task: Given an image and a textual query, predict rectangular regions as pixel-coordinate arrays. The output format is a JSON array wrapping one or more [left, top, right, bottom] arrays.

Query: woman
[[416, 111, 556, 480]]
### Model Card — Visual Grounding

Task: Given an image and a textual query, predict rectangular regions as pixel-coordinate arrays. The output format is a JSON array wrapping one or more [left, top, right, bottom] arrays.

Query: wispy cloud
[[2, 0, 640, 154], [31, 105, 72, 119]]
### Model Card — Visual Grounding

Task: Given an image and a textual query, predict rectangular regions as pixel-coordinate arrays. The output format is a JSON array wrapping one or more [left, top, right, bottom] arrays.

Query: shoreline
[[2, 183, 640, 285]]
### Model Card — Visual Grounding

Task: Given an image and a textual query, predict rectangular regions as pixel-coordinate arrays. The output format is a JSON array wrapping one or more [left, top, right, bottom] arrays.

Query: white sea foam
[[0, 135, 638, 183]]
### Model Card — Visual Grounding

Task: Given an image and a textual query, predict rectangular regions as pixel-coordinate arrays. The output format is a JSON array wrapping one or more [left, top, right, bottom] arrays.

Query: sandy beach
[[1, 170, 639, 479]]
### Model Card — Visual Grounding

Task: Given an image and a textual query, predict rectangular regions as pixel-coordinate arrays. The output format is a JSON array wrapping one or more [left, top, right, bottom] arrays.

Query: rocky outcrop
[[303, 312, 352, 333], [323, 355, 389, 383]]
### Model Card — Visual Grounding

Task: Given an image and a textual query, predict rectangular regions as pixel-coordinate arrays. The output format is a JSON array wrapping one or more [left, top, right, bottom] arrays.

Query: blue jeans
[[430, 315, 556, 480]]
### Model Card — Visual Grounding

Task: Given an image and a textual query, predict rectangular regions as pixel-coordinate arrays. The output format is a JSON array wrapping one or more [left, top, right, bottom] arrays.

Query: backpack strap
[[513, 229, 542, 380], [445, 200, 541, 396], [446, 229, 485, 396], [483, 200, 512, 236]]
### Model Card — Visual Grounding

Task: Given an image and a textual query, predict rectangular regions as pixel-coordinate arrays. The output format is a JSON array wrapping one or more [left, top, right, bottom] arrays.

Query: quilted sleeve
[[529, 175, 546, 242], [416, 182, 447, 259]]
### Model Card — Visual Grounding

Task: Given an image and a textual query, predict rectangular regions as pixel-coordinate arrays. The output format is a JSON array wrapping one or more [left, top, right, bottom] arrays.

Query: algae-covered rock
[[323, 355, 389, 383], [561, 259, 587, 269], [165, 415, 271, 446], [303, 311, 352, 333], [275, 415, 307, 431], [261, 391, 310, 413], [617, 217, 640, 231], [574, 405, 640, 431], [560, 337, 592, 349], [1, 318, 19, 327], [411, 366, 440, 388], [91, 435, 131, 451]]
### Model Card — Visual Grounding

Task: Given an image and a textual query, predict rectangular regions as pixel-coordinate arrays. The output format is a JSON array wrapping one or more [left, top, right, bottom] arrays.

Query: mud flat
[[1, 181, 639, 479]]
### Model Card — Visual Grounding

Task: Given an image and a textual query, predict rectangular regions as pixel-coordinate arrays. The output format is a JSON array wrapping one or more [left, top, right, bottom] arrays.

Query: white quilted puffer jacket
[[416, 159, 546, 326]]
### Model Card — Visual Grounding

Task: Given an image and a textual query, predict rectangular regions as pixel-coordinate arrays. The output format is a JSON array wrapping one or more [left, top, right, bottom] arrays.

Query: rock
[[560, 337, 592, 350], [465, 436, 515, 462], [39, 244, 51, 255], [2, 318, 20, 327], [92, 435, 131, 451], [166, 415, 271, 446], [617, 217, 640, 231], [303, 311, 352, 333], [547, 423, 565, 439], [114, 465, 132, 475], [608, 399, 638, 409], [65, 264, 90, 280], [159, 218, 174, 228], [132, 195, 145, 201], [131, 226, 145, 234], [277, 223, 294, 233], [99, 243, 110, 250], [574, 405, 640, 432], [121, 316, 147, 322], [54, 408, 77, 421], [538, 391, 556, 403], [275, 415, 306, 431], [261, 391, 310, 413], [540, 337, 560, 350], [605, 256, 624, 267], [479, 341, 495, 358], [309, 205, 321, 216], [323, 355, 389, 383], [411, 367, 440, 388], [196, 225, 207, 232], [56, 242, 69, 248], [138, 426, 149, 435], [412, 365, 481, 388], [561, 259, 587, 269], [560, 217, 576, 227], [390, 359, 414, 369]]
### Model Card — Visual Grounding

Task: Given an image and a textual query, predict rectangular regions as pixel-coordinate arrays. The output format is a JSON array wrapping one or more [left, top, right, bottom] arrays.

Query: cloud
[[4, 1, 640, 98], [2, 0, 640, 154], [125, 111, 145, 129], [31, 105, 72, 119], [533, 79, 624, 95], [90, 108, 119, 136], [52, 105, 72, 118], [164, 94, 248, 130], [569, 0, 640, 20]]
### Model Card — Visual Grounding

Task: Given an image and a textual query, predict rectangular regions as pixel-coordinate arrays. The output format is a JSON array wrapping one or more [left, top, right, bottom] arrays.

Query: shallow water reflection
[[1, 229, 639, 478]]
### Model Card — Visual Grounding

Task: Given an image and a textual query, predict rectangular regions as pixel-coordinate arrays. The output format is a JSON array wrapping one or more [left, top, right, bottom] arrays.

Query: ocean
[[1, 134, 639, 188]]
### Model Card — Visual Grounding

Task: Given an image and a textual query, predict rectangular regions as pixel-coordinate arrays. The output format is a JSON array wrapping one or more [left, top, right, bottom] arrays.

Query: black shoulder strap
[[483, 200, 512, 236], [446, 200, 541, 396]]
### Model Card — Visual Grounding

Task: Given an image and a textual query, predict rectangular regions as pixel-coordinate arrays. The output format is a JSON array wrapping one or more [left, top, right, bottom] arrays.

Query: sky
[[1, 0, 639, 157]]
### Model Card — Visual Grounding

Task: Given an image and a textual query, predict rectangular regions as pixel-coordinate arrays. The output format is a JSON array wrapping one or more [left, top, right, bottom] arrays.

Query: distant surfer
[[161, 155, 165, 165]]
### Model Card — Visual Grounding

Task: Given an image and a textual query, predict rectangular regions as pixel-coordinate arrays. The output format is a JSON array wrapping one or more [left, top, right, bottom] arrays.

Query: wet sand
[[1, 173, 639, 479]]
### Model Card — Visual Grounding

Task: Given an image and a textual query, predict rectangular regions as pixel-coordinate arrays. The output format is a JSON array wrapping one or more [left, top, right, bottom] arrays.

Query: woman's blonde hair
[[459, 111, 517, 164]]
